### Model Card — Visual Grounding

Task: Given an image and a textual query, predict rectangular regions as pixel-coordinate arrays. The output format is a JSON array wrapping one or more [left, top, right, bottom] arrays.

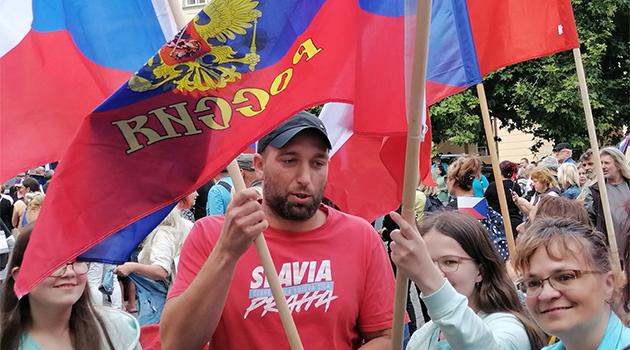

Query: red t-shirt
[[168, 205, 396, 349]]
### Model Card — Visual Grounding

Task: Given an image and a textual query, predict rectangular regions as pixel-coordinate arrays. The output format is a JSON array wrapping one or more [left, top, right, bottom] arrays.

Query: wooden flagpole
[[392, 0, 433, 348], [572, 48, 621, 272], [476, 84, 517, 257], [166, 3, 303, 349], [227, 161, 304, 349]]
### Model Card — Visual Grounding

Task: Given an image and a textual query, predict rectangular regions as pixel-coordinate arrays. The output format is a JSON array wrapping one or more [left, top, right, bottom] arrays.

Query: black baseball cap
[[257, 111, 331, 153], [553, 142, 572, 152]]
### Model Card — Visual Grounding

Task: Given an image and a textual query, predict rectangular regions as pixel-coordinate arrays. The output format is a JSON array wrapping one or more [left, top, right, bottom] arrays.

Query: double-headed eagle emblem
[[129, 0, 262, 94]]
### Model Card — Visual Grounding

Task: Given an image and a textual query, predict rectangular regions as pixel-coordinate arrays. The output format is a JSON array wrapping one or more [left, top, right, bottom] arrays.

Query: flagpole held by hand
[[227, 160, 304, 350], [392, 0, 433, 348]]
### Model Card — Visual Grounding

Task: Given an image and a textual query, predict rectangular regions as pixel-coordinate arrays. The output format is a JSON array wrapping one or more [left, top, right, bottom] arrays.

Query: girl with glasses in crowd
[[389, 210, 545, 350], [514, 218, 630, 349], [0, 223, 141, 350]]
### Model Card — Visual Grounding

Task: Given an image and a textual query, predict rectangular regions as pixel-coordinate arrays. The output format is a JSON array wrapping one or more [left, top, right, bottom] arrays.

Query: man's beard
[[264, 186, 323, 221]]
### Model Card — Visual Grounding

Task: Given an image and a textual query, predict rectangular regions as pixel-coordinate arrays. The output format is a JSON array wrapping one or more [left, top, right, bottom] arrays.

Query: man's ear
[[253, 154, 264, 179]]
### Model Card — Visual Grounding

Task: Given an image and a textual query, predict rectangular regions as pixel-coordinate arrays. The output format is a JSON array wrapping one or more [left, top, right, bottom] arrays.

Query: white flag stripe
[[320, 102, 354, 157], [0, 0, 32, 57], [151, 0, 179, 40]]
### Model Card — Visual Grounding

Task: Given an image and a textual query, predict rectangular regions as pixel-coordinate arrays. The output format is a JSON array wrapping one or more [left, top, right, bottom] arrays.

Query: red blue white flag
[[0, 0, 176, 181], [457, 197, 489, 220], [323, 0, 578, 221]]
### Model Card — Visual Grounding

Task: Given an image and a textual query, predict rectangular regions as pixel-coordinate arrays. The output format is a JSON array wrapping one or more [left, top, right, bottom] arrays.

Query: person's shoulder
[[326, 206, 374, 229], [96, 307, 140, 349]]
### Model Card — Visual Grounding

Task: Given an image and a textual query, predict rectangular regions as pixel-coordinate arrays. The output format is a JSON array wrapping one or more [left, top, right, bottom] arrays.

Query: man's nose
[[295, 163, 311, 185]]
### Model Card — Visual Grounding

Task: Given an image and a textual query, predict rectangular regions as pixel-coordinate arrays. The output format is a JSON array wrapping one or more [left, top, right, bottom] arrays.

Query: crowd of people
[[0, 112, 629, 349]]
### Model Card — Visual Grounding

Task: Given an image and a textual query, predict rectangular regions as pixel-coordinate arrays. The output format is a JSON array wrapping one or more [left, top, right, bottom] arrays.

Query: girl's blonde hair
[[530, 168, 558, 189], [557, 163, 579, 188], [24, 192, 45, 211]]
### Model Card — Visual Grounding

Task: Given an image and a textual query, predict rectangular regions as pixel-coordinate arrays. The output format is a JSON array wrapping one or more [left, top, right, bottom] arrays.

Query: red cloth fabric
[[468, 0, 579, 76]]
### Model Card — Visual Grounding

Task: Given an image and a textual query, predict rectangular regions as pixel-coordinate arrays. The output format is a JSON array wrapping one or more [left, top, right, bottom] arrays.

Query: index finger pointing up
[[388, 211, 419, 239]]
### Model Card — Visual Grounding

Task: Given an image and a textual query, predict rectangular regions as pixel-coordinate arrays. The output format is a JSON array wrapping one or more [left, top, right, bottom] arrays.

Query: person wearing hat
[[236, 153, 262, 188], [553, 142, 576, 164], [161, 111, 396, 349]]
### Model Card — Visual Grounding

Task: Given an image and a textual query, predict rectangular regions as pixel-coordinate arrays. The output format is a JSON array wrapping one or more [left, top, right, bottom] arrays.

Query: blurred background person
[[177, 191, 198, 223], [553, 142, 575, 164], [446, 157, 508, 260], [114, 207, 193, 325], [585, 147, 630, 259], [557, 163, 581, 200], [485, 161, 523, 236], [11, 177, 40, 230], [515, 196, 590, 236], [512, 168, 560, 217], [16, 192, 44, 232]]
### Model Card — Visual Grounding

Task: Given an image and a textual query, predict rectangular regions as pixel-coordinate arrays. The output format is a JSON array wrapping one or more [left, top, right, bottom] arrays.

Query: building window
[[183, 0, 207, 8]]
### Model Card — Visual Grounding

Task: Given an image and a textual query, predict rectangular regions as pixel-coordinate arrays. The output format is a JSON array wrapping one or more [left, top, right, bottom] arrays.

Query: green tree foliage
[[430, 0, 629, 154]]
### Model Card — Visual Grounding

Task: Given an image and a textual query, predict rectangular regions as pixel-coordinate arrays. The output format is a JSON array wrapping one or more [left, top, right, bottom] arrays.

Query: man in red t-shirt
[[160, 112, 395, 349]]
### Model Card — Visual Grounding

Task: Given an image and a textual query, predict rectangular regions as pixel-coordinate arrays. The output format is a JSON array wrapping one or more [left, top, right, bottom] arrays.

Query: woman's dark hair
[[0, 223, 114, 350], [447, 157, 481, 192], [419, 211, 546, 349], [500, 161, 518, 180], [21, 177, 40, 193]]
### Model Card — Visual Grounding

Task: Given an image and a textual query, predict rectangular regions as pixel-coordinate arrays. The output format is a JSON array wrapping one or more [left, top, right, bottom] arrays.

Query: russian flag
[[0, 0, 176, 181]]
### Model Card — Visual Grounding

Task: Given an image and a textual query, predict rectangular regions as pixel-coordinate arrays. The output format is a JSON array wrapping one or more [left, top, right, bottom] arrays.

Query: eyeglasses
[[50, 261, 89, 278], [517, 269, 601, 296], [433, 255, 474, 273]]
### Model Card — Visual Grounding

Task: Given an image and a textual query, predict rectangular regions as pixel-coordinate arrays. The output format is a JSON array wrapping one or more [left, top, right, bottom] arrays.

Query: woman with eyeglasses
[[0, 223, 141, 350], [513, 218, 630, 349], [390, 210, 545, 350]]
